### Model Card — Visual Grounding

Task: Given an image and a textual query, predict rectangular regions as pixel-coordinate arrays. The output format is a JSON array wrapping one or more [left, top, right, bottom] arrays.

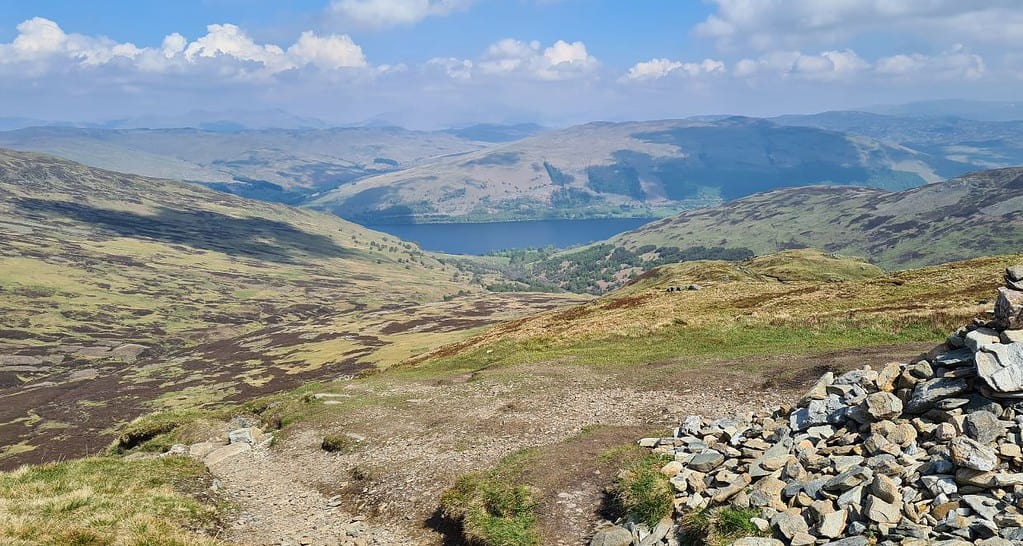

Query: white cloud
[[875, 46, 985, 80], [426, 57, 473, 80], [624, 58, 726, 81], [478, 38, 597, 81], [698, 0, 1023, 49], [0, 18, 370, 80], [288, 31, 367, 69], [732, 47, 982, 82], [329, 0, 471, 28]]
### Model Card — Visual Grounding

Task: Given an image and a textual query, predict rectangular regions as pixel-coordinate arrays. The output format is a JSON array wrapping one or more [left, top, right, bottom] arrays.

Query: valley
[[3, 110, 1023, 546]]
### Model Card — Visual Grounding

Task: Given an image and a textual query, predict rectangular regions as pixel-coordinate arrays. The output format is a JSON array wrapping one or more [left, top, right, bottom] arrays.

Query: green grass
[[608, 454, 674, 528], [0, 456, 226, 546], [680, 507, 767, 546], [439, 449, 542, 546], [415, 318, 949, 374]]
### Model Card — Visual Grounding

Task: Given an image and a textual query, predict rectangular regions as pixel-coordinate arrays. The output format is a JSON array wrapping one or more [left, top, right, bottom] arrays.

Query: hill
[[0, 126, 486, 204], [0, 149, 584, 469], [520, 166, 1023, 293], [306, 117, 952, 223], [773, 110, 1023, 168]]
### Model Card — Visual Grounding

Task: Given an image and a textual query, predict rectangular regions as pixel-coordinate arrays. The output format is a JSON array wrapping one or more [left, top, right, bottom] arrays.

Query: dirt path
[[209, 342, 934, 545]]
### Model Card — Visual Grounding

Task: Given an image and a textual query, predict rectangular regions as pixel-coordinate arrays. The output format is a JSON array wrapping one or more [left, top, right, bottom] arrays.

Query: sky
[[0, 1, 1020, 128]]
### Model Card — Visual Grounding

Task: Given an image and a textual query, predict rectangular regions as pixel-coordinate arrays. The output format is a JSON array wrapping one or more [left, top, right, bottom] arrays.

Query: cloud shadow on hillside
[[15, 198, 351, 264]]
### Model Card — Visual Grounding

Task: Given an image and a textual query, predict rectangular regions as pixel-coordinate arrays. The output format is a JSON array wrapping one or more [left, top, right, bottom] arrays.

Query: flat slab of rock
[[589, 526, 632, 546], [204, 442, 251, 468], [976, 343, 1023, 394]]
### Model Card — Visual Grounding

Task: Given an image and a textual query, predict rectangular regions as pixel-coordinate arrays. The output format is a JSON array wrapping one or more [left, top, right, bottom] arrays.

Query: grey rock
[[950, 436, 999, 472], [817, 508, 847, 539], [770, 512, 808, 539], [822, 537, 868, 546], [1007, 265, 1023, 283], [933, 348, 975, 367], [589, 526, 633, 546], [863, 392, 903, 420], [689, 450, 725, 472], [976, 343, 1023, 394], [995, 287, 1023, 329], [921, 475, 958, 496], [906, 377, 970, 413], [800, 372, 834, 403], [825, 466, 872, 492], [964, 411, 1004, 444], [864, 494, 901, 524], [228, 427, 265, 445], [966, 327, 1003, 352], [731, 539, 783, 546], [962, 494, 1000, 521], [680, 415, 702, 436]]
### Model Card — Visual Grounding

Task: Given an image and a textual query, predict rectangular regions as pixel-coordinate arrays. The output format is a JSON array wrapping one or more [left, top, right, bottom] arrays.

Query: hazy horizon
[[0, 2, 1021, 128]]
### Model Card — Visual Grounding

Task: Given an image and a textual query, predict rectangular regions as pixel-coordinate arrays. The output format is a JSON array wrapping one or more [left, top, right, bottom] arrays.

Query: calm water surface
[[368, 218, 656, 255]]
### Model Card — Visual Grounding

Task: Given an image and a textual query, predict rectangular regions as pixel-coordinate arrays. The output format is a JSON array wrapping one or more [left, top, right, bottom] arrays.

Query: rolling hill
[[0, 149, 584, 468], [773, 110, 1023, 169], [519, 166, 1023, 292], [307, 117, 955, 223], [0, 126, 487, 204]]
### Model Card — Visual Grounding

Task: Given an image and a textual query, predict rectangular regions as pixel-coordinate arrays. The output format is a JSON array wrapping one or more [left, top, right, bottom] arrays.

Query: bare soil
[[211, 342, 934, 545]]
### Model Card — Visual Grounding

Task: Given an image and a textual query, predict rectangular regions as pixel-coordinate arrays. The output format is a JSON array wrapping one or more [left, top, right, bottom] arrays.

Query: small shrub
[[321, 434, 355, 453]]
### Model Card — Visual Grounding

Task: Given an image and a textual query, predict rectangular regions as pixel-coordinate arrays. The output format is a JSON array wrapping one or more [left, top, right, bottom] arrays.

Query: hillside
[[307, 117, 952, 223], [0, 126, 486, 204], [773, 110, 1023, 168], [524, 166, 1023, 292], [84, 250, 1013, 545], [0, 149, 584, 468]]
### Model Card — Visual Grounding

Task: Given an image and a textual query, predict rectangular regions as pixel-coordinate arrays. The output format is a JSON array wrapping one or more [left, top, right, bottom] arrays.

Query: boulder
[[689, 451, 725, 472], [995, 287, 1023, 329], [976, 343, 1023, 394], [864, 494, 901, 524], [863, 392, 902, 420], [906, 377, 970, 413], [731, 539, 783, 546], [963, 410, 1004, 443], [966, 327, 1002, 352], [770, 512, 809, 540], [949, 437, 999, 472], [589, 526, 633, 546], [817, 509, 847, 539]]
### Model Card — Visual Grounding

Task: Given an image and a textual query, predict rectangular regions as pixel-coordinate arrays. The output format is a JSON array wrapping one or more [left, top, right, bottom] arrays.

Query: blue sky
[[0, 1, 1020, 127]]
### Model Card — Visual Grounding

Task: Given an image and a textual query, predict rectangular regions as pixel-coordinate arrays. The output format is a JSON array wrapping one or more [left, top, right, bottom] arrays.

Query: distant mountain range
[[529, 165, 1023, 292], [308, 117, 952, 223], [2, 101, 1023, 224], [0, 126, 487, 204]]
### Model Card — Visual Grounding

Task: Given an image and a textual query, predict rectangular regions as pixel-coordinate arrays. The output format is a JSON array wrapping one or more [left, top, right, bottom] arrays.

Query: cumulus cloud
[[0, 18, 368, 80], [698, 0, 1023, 49], [732, 47, 983, 82], [624, 58, 725, 81], [477, 39, 598, 81], [329, 0, 472, 28]]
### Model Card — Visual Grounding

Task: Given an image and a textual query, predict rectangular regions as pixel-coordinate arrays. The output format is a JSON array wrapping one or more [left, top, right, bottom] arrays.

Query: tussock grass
[[607, 454, 674, 528], [439, 449, 542, 546], [0, 456, 226, 546], [680, 507, 767, 546]]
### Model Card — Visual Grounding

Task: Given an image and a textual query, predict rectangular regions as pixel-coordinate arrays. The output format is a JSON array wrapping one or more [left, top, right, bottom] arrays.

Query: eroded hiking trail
[[207, 343, 933, 545]]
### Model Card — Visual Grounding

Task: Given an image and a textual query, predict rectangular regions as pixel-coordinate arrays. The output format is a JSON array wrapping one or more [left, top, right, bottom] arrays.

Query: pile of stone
[[619, 267, 1023, 546]]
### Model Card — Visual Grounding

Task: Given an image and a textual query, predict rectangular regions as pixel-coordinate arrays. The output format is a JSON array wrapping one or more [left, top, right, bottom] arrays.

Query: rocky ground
[[157, 343, 933, 545], [610, 267, 1023, 546]]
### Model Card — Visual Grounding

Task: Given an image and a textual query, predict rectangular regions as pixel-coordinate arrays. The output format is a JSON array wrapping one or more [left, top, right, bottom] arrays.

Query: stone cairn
[[617, 266, 1023, 546]]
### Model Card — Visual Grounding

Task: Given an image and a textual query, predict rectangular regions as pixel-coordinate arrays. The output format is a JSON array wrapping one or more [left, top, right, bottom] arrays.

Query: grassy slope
[[0, 149, 592, 469], [0, 456, 225, 546], [408, 250, 1020, 371], [308, 118, 942, 223], [531, 166, 1023, 293]]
